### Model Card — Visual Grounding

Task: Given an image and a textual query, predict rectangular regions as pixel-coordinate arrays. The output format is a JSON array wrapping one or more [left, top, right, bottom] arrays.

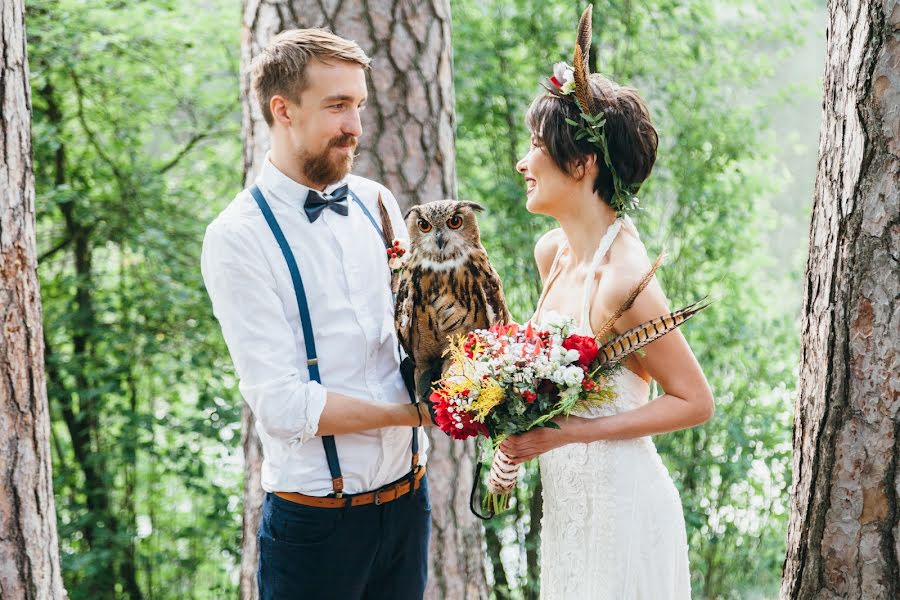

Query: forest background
[[28, 0, 824, 598]]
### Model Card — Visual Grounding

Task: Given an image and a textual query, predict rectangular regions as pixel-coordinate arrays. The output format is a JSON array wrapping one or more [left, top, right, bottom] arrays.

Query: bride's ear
[[571, 154, 598, 181]]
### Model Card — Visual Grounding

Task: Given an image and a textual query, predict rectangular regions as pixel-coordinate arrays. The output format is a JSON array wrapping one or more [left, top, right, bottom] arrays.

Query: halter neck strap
[[532, 219, 624, 331], [579, 219, 623, 330]]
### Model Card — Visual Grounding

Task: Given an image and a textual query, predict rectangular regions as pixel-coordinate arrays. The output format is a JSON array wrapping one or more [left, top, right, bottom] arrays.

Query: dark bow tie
[[304, 184, 350, 222]]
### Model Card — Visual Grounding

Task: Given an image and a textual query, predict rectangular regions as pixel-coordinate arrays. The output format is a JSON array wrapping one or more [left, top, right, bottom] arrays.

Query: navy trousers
[[257, 475, 431, 599]]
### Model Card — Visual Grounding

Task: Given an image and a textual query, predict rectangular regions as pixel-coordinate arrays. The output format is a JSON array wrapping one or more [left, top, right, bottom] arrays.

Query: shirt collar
[[257, 151, 351, 210]]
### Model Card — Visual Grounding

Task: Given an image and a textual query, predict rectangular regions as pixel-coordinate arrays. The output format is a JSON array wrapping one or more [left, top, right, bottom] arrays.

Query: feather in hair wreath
[[543, 5, 641, 216]]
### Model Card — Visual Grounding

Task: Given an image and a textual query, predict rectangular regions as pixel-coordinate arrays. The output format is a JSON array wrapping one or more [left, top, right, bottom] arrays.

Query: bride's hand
[[499, 416, 589, 464]]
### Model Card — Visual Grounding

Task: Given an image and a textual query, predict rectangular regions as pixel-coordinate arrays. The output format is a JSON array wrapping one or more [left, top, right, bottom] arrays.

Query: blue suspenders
[[249, 184, 419, 499]]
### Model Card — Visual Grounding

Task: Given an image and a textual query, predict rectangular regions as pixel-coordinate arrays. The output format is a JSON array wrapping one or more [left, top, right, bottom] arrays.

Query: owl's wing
[[475, 253, 511, 325], [395, 272, 414, 357]]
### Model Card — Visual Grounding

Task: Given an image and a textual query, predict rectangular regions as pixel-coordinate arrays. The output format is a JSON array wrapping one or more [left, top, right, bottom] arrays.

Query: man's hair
[[251, 28, 371, 126]]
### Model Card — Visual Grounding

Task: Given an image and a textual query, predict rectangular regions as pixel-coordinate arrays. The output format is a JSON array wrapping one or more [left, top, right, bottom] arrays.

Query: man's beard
[[300, 134, 358, 188]]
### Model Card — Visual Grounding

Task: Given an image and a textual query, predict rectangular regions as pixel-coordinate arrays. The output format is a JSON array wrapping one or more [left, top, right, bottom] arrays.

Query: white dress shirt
[[201, 155, 428, 495]]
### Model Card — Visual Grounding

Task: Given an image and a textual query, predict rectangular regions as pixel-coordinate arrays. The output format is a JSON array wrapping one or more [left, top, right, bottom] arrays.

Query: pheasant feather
[[575, 5, 593, 67], [376, 192, 395, 248], [596, 298, 710, 365], [572, 5, 595, 114], [594, 251, 667, 341]]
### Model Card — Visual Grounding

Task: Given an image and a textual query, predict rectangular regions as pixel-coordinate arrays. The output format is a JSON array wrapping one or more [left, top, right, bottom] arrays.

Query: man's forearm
[[315, 391, 424, 436]]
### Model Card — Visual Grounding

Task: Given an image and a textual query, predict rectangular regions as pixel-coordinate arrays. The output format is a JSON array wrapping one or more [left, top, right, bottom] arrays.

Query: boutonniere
[[387, 239, 409, 272], [376, 192, 407, 295]]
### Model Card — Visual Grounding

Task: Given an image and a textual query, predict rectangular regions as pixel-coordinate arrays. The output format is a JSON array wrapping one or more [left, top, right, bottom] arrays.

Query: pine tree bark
[[0, 1, 66, 597], [781, 0, 900, 598], [239, 2, 486, 598]]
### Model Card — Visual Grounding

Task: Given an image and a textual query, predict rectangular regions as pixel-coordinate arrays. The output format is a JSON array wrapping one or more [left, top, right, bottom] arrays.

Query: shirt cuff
[[303, 381, 328, 442]]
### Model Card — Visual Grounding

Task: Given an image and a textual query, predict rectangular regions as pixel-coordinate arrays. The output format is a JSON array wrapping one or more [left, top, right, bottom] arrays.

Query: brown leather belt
[[275, 466, 426, 509]]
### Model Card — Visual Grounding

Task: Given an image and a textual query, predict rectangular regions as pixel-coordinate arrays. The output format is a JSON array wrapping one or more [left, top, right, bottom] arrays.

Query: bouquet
[[429, 256, 708, 515]]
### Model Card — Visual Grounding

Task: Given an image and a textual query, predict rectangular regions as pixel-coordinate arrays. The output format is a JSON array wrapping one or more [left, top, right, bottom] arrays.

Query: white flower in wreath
[[552, 62, 576, 95]]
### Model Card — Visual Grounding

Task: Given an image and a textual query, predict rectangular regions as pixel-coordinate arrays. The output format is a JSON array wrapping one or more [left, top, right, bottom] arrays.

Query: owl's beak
[[436, 232, 447, 250]]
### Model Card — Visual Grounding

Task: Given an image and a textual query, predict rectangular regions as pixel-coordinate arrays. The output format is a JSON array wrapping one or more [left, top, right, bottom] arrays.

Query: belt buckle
[[374, 489, 383, 506]]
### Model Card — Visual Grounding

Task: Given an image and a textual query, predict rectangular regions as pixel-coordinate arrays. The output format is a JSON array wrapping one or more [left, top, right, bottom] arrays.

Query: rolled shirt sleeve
[[201, 218, 326, 447]]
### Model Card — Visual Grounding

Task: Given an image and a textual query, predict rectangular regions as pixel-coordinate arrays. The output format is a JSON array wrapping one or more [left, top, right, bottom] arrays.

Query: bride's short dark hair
[[526, 73, 658, 206]]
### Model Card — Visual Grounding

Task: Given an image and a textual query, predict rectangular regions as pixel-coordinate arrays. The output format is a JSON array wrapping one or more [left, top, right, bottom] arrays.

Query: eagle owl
[[395, 200, 510, 401]]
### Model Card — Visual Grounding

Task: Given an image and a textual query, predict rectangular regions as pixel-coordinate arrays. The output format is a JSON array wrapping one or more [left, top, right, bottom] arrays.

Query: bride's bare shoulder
[[611, 228, 653, 279], [534, 228, 566, 282], [604, 229, 667, 313]]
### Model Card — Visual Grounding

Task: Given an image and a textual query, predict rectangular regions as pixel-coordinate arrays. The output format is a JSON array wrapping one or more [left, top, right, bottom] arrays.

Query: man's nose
[[344, 109, 363, 137]]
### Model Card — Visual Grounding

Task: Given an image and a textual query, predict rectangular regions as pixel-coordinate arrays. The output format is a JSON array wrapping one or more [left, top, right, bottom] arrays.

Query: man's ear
[[270, 95, 292, 126]]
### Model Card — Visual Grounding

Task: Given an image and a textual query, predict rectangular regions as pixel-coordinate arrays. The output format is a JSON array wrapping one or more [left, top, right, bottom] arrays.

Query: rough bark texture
[[0, 1, 66, 598], [781, 1, 900, 598], [239, 2, 486, 598]]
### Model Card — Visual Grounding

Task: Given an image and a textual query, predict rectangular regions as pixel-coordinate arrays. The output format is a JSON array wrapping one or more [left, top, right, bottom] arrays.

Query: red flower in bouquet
[[562, 334, 599, 366], [430, 391, 488, 440]]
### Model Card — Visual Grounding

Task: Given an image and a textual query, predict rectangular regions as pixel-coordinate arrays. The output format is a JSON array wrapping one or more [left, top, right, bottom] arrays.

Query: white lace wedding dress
[[534, 219, 692, 599]]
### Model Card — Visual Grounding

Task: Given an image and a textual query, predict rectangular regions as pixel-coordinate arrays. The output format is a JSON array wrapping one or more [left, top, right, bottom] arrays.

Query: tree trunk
[[239, 2, 485, 598], [0, 1, 66, 597], [781, 1, 900, 598]]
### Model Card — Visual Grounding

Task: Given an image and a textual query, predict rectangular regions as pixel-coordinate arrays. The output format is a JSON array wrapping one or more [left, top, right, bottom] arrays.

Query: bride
[[499, 7, 714, 599]]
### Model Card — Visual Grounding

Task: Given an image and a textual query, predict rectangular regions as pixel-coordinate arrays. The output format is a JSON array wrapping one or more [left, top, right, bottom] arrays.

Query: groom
[[201, 29, 432, 599]]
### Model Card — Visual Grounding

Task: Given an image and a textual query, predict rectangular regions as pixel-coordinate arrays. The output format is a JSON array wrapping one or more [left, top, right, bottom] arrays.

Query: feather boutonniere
[[376, 193, 408, 292]]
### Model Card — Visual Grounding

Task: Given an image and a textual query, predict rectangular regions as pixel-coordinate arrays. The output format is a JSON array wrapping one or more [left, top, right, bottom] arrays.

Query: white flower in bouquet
[[562, 365, 585, 387], [543, 311, 577, 336]]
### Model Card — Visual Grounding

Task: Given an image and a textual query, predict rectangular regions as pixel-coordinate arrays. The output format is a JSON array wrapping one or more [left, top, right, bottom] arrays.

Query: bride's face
[[516, 135, 578, 216]]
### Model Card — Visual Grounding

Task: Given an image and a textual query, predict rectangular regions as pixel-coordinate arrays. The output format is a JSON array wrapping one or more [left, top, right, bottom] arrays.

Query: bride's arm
[[573, 275, 715, 440], [501, 265, 714, 464]]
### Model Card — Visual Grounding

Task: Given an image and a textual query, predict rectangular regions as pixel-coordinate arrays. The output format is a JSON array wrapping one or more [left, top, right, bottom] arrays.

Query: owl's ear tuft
[[404, 205, 421, 220], [460, 201, 485, 213]]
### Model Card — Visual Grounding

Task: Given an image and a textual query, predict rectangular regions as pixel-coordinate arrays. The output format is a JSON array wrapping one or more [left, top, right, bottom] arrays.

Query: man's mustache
[[329, 134, 358, 151]]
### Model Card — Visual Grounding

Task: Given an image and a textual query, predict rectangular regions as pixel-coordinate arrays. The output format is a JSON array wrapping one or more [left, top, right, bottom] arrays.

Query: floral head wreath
[[543, 5, 640, 216]]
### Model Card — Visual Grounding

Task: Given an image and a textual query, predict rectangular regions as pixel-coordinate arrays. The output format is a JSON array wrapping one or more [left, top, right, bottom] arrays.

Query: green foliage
[[30, 1, 812, 598], [29, 1, 242, 598], [452, 1, 807, 598]]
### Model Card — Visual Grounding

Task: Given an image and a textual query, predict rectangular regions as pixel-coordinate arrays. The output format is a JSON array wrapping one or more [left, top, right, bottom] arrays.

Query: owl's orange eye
[[417, 219, 432, 233], [447, 215, 463, 230]]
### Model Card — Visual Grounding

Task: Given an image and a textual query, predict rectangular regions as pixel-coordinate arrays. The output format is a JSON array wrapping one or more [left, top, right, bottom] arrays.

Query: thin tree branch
[[156, 129, 231, 175], [69, 69, 127, 182], [38, 237, 72, 263]]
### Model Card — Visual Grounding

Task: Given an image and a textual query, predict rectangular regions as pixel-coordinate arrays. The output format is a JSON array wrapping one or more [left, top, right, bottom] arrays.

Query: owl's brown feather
[[395, 200, 508, 401]]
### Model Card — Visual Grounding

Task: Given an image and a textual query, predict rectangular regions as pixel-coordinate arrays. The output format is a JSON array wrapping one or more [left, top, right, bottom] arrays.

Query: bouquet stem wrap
[[484, 446, 519, 514], [487, 447, 519, 495]]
